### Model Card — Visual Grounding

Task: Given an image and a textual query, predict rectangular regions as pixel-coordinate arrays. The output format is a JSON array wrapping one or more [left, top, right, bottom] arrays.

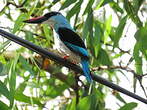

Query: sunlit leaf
[[93, 21, 102, 57], [115, 92, 126, 104], [110, 2, 123, 13], [95, 0, 113, 10], [24, 31, 34, 42], [0, 80, 10, 100], [133, 26, 147, 74], [19, 56, 34, 75], [119, 102, 137, 110], [133, 0, 144, 13], [0, 40, 11, 51], [66, 0, 83, 20], [66, 97, 76, 110], [60, 0, 77, 10], [77, 96, 91, 110], [13, 13, 28, 34], [114, 16, 127, 47], [43, 24, 51, 42], [135, 26, 147, 59], [28, 0, 39, 16], [97, 49, 112, 66], [0, 62, 3, 74], [9, 54, 19, 107], [82, 9, 93, 39], [45, 83, 68, 98], [0, 101, 9, 110], [104, 15, 112, 44], [15, 92, 44, 107], [83, 0, 94, 15], [124, 0, 142, 27]]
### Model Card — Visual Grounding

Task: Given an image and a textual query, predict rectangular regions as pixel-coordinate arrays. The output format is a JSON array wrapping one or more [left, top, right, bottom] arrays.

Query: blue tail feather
[[81, 59, 92, 83]]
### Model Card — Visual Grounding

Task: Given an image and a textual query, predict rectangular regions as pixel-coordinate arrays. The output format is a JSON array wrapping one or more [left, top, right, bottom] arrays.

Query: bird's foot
[[42, 58, 50, 69], [71, 60, 78, 64], [63, 55, 69, 60]]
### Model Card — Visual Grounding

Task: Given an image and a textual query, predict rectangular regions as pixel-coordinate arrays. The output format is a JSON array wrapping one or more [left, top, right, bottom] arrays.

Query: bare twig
[[92, 65, 147, 97]]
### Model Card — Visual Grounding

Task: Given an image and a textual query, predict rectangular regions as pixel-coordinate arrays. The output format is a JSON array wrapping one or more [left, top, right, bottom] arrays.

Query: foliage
[[0, 0, 146, 109]]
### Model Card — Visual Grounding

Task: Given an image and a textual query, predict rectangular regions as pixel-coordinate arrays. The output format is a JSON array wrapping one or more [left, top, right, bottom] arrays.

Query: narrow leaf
[[93, 21, 102, 57], [66, 0, 83, 20], [114, 16, 127, 47], [133, 43, 143, 75], [66, 97, 76, 110], [0, 40, 11, 51], [9, 54, 19, 107], [13, 13, 28, 34], [0, 80, 10, 100], [0, 101, 9, 110], [104, 15, 112, 44], [119, 102, 137, 110], [43, 24, 51, 42], [15, 92, 43, 107], [83, 0, 94, 15], [77, 96, 91, 110], [97, 49, 112, 66], [60, 0, 77, 10]]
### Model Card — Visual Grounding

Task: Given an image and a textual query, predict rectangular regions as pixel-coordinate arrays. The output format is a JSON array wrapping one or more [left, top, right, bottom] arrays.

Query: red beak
[[23, 16, 47, 24]]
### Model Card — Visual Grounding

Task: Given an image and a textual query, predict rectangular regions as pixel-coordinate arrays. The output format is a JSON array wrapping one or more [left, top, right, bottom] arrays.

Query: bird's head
[[24, 11, 63, 27]]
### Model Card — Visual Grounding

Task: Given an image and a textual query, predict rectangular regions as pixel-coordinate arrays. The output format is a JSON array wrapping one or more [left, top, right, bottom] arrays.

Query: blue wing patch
[[64, 41, 89, 57]]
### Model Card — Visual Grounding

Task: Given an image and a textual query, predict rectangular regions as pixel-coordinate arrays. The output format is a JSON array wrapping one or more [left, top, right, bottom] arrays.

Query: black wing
[[58, 27, 86, 49]]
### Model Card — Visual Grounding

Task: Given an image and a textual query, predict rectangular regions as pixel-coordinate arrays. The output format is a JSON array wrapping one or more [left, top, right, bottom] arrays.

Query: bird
[[24, 11, 92, 83]]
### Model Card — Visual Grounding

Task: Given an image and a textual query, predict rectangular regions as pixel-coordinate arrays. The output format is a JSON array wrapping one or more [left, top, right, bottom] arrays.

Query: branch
[[0, 29, 147, 104]]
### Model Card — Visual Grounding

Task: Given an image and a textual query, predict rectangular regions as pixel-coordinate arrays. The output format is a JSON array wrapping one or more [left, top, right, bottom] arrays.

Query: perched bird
[[24, 12, 92, 83]]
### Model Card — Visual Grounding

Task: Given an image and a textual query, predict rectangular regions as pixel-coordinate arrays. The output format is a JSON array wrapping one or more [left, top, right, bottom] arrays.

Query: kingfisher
[[24, 11, 92, 83]]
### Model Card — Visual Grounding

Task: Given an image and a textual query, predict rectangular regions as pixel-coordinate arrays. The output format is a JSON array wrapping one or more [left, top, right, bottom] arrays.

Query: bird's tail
[[81, 59, 92, 83]]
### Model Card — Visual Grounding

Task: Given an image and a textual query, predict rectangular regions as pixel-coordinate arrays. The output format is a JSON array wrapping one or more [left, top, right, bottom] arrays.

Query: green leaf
[[0, 61, 11, 76], [60, 0, 77, 10], [0, 62, 3, 74], [95, 0, 113, 10], [24, 31, 34, 42], [133, 26, 147, 74], [19, 56, 34, 75], [110, 2, 123, 14], [133, 0, 144, 14], [124, 0, 142, 27], [16, 81, 27, 93], [135, 26, 147, 59], [97, 49, 112, 66], [77, 96, 91, 110], [77, 93, 100, 110], [15, 92, 43, 107], [0, 101, 9, 110], [0, 40, 11, 51], [93, 21, 102, 57], [46, 83, 68, 98], [115, 93, 126, 104], [43, 24, 51, 42], [114, 16, 127, 47], [133, 43, 143, 75], [66, 0, 83, 20], [119, 102, 137, 110], [104, 15, 112, 44], [82, 9, 93, 39], [0, 80, 10, 100], [28, 0, 39, 16], [66, 97, 76, 110], [83, 0, 94, 15], [9, 54, 19, 107], [13, 13, 28, 34]]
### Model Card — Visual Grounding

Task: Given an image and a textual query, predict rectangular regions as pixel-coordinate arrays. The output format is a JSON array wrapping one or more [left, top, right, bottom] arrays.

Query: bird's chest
[[53, 31, 80, 63]]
